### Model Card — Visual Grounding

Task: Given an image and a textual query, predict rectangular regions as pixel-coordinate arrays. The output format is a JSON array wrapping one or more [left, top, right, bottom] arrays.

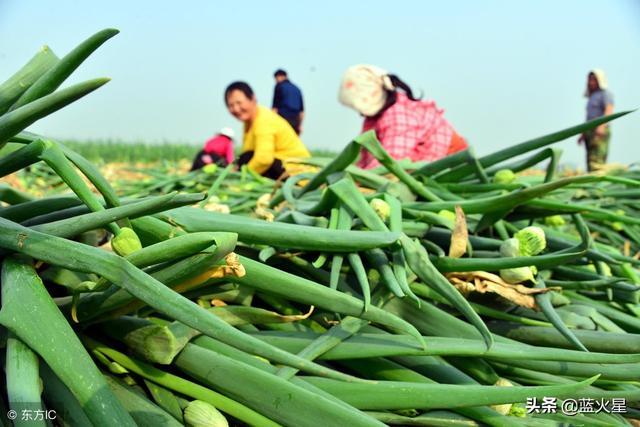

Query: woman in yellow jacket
[[225, 81, 310, 179]]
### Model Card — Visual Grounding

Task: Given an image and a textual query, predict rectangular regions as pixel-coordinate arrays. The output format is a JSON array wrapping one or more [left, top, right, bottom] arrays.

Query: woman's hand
[[594, 125, 607, 138]]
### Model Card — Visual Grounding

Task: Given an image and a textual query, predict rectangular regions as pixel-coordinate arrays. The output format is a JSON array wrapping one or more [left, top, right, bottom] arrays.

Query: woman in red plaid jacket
[[339, 64, 467, 169]]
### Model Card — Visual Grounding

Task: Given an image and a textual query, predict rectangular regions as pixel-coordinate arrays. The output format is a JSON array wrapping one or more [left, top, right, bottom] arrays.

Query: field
[[62, 140, 200, 164], [1, 28, 640, 427], [56, 140, 338, 164]]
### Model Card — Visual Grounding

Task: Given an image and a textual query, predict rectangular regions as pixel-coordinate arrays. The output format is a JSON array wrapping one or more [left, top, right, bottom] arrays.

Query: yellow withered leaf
[[446, 271, 560, 310], [448, 205, 468, 258]]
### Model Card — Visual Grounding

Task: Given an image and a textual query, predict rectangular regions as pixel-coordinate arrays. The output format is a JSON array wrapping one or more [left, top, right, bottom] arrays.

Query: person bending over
[[339, 64, 467, 169], [190, 127, 235, 171], [225, 81, 310, 179]]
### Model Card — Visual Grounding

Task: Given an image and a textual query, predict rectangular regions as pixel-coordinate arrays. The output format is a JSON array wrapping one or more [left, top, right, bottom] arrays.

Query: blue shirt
[[272, 80, 304, 121], [586, 89, 613, 121]]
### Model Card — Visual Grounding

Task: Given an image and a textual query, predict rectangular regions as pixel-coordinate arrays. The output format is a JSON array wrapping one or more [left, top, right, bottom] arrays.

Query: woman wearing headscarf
[[578, 69, 614, 172], [339, 64, 467, 169]]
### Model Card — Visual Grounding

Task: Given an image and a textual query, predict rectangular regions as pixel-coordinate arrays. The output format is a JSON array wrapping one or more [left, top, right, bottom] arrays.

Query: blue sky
[[1, 0, 638, 168]]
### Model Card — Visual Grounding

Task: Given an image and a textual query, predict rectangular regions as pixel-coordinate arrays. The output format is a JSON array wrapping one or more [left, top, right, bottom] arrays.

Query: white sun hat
[[219, 127, 235, 139]]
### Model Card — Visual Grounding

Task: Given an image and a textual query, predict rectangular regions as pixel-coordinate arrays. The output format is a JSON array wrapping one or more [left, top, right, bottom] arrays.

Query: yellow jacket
[[243, 106, 310, 175]]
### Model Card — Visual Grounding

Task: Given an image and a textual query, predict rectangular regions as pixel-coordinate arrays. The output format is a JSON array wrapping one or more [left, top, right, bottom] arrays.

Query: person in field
[[578, 69, 614, 172], [338, 64, 467, 169], [190, 127, 235, 171], [225, 81, 310, 179], [272, 69, 305, 135]]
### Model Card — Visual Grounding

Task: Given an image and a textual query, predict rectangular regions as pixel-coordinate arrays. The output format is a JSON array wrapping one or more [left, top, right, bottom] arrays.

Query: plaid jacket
[[359, 93, 459, 169]]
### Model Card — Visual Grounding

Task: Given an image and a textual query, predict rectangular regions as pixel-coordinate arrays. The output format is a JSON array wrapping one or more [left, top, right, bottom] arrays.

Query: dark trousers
[[190, 150, 228, 171], [237, 151, 286, 180], [281, 115, 301, 134]]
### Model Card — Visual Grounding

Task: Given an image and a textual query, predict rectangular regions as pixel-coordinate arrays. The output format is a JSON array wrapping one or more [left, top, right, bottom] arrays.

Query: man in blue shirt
[[272, 69, 304, 134]]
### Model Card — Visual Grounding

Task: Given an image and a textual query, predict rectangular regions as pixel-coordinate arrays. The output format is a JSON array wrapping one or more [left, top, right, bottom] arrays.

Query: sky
[[0, 0, 639, 168]]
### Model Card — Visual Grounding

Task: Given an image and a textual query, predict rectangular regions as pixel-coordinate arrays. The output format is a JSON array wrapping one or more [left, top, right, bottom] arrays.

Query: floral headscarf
[[338, 64, 395, 117]]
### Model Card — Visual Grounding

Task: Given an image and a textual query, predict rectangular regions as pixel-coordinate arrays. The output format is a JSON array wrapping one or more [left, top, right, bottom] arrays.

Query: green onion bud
[[514, 226, 546, 256], [499, 238, 521, 258], [111, 227, 142, 256], [544, 215, 566, 227], [184, 400, 228, 427], [596, 261, 612, 277], [437, 209, 456, 222], [202, 201, 230, 214], [493, 169, 516, 184], [611, 221, 624, 231], [256, 193, 271, 209], [500, 266, 535, 284], [491, 378, 514, 415], [509, 403, 527, 418], [202, 164, 218, 174], [370, 198, 390, 222], [367, 268, 381, 285]]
